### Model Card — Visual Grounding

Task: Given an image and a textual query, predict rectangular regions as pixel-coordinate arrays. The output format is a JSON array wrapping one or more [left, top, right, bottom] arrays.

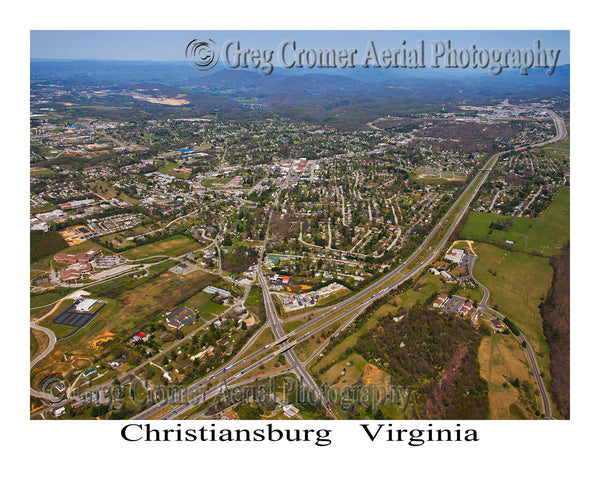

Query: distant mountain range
[[31, 60, 569, 129]]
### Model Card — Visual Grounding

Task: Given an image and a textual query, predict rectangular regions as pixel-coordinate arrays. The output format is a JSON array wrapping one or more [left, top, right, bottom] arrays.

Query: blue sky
[[31, 30, 569, 64]]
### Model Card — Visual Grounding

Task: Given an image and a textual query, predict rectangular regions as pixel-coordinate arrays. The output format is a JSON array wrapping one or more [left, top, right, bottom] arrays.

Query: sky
[[30, 30, 570, 65]]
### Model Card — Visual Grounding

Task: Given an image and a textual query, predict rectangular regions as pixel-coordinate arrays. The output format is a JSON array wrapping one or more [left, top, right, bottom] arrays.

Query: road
[[133, 137, 505, 420], [468, 255, 553, 420], [36, 111, 566, 420]]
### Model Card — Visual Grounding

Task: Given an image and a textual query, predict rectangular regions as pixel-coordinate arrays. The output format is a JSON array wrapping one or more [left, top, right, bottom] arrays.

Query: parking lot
[[52, 301, 107, 338], [442, 295, 467, 314], [460, 254, 477, 274]]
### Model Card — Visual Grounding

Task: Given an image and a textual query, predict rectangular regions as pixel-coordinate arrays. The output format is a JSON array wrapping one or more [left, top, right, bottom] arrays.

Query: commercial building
[[166, 306, 196, 329], [76, 298, 98, 312], [54, 247, 101, 264], [55, 247, 101, 283], [444, 248, 465, 264], [203, 285, 231, 297]]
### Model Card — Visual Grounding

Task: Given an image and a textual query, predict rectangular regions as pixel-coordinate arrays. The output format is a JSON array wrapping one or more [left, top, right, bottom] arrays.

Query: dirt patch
[[88, 333, 116, 350], [361, 363, 387, 386]]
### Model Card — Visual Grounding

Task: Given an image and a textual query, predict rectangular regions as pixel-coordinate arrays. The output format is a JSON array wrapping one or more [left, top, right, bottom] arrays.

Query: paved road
[[467, 242, 553, 420], [520, 333, 552, 419], [46, 111, 566, 420], [132, 137, 506, 420]]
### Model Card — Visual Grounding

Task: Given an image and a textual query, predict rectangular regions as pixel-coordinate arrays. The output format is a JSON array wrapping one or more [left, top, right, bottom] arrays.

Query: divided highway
[[41, 111, 566, 420]]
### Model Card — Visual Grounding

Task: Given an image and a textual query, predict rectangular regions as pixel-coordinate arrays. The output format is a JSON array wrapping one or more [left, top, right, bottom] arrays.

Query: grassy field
[[121, 235, 199, 260], [478, 333, 539, 419], [471, 242, 553, 380], [31, 269, 218, 390], [30, 167, 55, 177], [534, 139, 570, 162], [411, 172, 467, 185], [146, 259, 179, 274], [320, 352, 368, 388], [111, 270, 217, 329], [89, 181, 140, 204], [158, 161, 191, 179], [201, 178, 232, 188], [461, 187, 569, 256], [30, 330, 39, 357], [30, 291, 71, 309], [183, 291, 228, 318]]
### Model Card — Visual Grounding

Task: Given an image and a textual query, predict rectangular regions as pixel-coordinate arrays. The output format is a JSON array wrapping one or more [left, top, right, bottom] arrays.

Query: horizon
[[30, 30, 570, 66]]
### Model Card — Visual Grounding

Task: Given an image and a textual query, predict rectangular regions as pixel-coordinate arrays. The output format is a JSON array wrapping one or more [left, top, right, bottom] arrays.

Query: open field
[[111, 270, 217, 329], [471, 242, 553, 383], [462, 187, 569, 256], [183, 290, 228, 318], [30, 291, 72, 310], [478, 333, 538, 419], [146, 259, 179, 274], [30, 167, 54, 177], [158, 161, 191, 179], [320, 352, 369, 388], [31, 269, 218, 389], [201, 178, 232, 188], [89, 181, 140, 204], [412, 172, 467, 185], [534, 139, 570, 162], [30, 329, 50, 361], [121, 235, 199, 260]]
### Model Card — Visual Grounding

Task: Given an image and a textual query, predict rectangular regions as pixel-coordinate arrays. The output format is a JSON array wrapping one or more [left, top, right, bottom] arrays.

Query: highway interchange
[[31, 111, 566, 420]]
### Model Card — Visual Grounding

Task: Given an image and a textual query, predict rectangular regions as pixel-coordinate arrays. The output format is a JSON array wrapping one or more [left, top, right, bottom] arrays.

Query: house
[[108, 358, 125, 368], [433, 293, 448, 308], [132, 332, 150, 343], [489, 317, 505, 332]]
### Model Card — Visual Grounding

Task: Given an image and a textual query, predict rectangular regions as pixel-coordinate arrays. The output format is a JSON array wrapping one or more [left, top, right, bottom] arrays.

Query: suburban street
[[31, 110, 566, 421]]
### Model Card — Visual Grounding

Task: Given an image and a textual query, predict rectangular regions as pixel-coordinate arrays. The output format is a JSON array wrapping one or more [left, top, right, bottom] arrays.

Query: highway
[[132, 123, 507, 420], [40, 111, 566, 420]]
